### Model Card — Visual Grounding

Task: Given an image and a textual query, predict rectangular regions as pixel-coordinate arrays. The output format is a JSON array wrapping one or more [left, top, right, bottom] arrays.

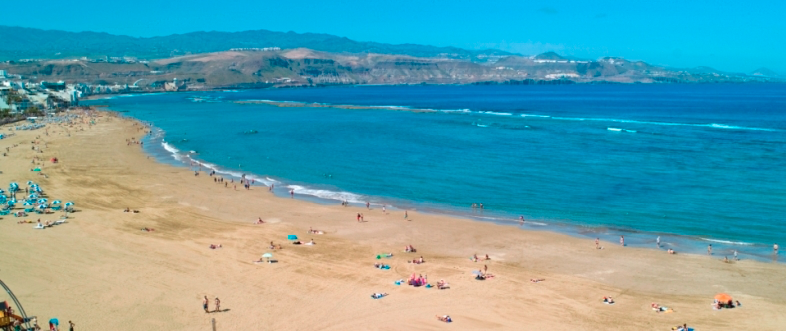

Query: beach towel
[[34, 224, 45, 229]]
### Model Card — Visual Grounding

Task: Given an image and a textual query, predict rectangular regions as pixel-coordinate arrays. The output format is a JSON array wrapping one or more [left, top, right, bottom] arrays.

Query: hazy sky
[[3, 0, 784, 73]]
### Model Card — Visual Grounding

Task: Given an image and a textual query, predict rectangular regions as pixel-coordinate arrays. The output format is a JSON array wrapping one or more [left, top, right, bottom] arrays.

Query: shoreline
[[2, 110, 785, 330], [134, 113, 782, 263]]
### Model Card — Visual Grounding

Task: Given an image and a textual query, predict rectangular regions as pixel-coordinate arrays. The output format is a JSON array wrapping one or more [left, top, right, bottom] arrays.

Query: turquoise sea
[[86, 84, 786, 261]]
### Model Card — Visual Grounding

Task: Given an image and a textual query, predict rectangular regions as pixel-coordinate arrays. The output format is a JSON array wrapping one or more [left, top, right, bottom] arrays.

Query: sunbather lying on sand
[[672, 323, 688, 331], [209, 244, 222, 249], [483, 254, 491, 261], [668, 249, 676, 254], [17, 220, 34, 224], [409, 256, 425, 264], [371, 293, 388, 299], [603, 296, 615, 304], [405, 245, 416, 253], [124, 208, 130, 212], [141, 227, 155, 232], [436, 315, 452, 323], [308, 227, 324, 234], [305, 239, 315, 245], [436, 280, 450, 289], [530, 278, 545, 283], [254, 218, 265, 224], [292, 241, 302, 245]]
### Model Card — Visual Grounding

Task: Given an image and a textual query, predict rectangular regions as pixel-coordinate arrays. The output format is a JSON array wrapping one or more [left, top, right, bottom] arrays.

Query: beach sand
[[1, 112, 785, 330]]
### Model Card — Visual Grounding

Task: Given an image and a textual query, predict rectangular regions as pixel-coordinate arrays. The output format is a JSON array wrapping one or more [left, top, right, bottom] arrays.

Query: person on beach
[[479, 203, 484, 210], [361, 213, 364, 222], [382, 205, 386, 214], [519, 215, 524, 225], [203, 296, 209, 313], [734, 250, 738, 260], [68, 320, 75, 331], [472, 203, 476, 209], [290, 189, 294, 198], [214, 297, 221, 313], [775, 244, 779, 254], [708, 244, 712, 255], [366, 202, 370, 209], [656, 236, 661, 247], [404, 210, 408, 219], [595, 238, 600, 249], [357, 213, 361, 222], [620, 235, 624, 246]]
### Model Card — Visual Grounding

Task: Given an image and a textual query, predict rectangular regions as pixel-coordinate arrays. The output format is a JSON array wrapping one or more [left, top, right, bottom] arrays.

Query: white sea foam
[[161, 141, 183, 161], [607, 127, 622, 132], [521, 114, 551, 118], [700, 238, 754, 246], [480, 111, 513, 116], [286, 185, 364, 203], [550, 117, 778, 131]]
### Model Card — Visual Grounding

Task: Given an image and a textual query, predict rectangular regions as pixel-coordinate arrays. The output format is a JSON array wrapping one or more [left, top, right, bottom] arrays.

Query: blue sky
[[3, 0, 784, 73]]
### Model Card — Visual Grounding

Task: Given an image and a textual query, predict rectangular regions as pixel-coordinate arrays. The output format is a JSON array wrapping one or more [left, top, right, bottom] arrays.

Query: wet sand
[[1, 111, 785, 330]]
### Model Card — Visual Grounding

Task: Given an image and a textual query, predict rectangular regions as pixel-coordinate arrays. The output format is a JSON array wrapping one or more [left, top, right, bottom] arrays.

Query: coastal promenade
[[1, 112, 785, 330]]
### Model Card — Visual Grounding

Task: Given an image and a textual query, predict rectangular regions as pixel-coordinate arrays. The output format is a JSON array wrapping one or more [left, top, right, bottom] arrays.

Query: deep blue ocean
[[86, 84, 786, 261]]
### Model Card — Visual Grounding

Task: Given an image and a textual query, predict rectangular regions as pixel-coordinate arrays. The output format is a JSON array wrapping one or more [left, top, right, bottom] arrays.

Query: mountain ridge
[[0, 25, 513, 62]]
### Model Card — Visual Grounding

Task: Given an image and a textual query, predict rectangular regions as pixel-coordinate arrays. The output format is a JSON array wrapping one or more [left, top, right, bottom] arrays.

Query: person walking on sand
[[382, 205, 386, 214], [404, 210, 408, 219], [620, 235, 624, 246], [203, 296, 209, 313], [68, 321, 75, 331], [595, 238, 599, 249], [366, 201, 370, 209], [734, 250, 738, 261], [708, 244, 712, 255], [357, 213, 361, 222], [214, 297, 221, 313], [656, 236, 660, 247]]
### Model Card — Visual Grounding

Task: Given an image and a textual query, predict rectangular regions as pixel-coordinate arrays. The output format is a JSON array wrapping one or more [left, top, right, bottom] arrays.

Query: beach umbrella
[[23, 201, 33, 206], [27, 181, 33, 185], [65, 202, 74, 207], [38, 198, 48, 204], [472, 270, 483, 276], [287, 235, 298, 240], [33, 168, 41, 172], [38, 204, 46, 209], [715, 293, 732, 303], [262, 252, 273, 262], [52, 200, 62, 204], [49, 318, 59, 326]]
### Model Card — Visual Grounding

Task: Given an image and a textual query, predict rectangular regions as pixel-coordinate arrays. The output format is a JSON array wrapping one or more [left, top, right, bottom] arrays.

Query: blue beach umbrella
[[38, 198, 48, 204], [65, 202, 74, 207], [27, 181, 33, 185], [287, 235, 298, 240], [52, 200, 62, 204], [38, 204, 46, 209], [23, 201, 33, 206]]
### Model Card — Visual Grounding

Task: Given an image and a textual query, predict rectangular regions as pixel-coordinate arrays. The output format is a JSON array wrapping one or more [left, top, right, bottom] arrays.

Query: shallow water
[[87, 84, 786, 261]]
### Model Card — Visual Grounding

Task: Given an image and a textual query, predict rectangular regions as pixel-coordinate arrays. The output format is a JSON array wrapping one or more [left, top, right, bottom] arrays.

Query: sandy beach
[[1, 111, 785, 330]]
